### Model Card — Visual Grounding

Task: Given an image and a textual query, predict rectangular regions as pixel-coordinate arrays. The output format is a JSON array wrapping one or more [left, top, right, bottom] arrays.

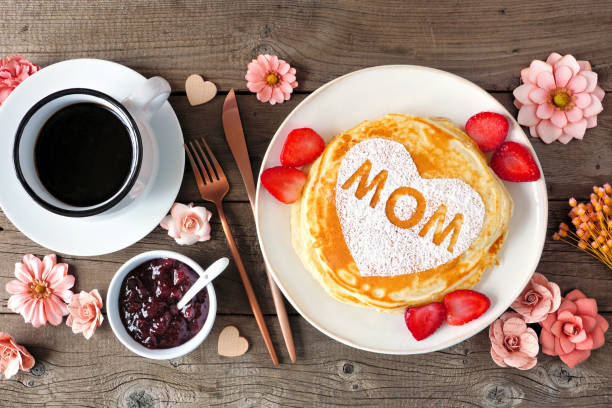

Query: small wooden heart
[[218, 325, 249, 357], [185, 74, 217, 106]]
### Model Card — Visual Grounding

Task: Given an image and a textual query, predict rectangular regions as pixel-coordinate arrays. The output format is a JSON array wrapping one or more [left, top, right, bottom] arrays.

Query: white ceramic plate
[[0, 59, 184, 256], [255, 65, 548, 354]]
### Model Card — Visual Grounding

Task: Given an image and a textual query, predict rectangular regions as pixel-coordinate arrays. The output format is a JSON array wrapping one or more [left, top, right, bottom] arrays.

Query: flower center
[[29, 279, 50, 299], [266, 73, 279, 86], [563, 322, 579, 336], [522, 290, 541, 306], [551, 88, 573, 110], [504, 335, 520, 352]]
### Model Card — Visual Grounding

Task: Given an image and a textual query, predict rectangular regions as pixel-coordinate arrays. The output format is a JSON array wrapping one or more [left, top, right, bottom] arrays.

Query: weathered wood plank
[[171, 93, 612, 203], [0, 0, 610, 92], [0, 313, 609, 407], [1, 201, 611, 316]]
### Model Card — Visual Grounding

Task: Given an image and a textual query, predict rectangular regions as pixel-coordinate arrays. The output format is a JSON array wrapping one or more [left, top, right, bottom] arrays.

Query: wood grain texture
[[0, 1, 611, 406], [0, 0, 610, 92], [0, 313, 610, 407]]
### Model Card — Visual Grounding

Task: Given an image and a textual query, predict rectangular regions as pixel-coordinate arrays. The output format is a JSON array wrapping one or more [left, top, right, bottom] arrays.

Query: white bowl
[[106, 250, 217, 359]]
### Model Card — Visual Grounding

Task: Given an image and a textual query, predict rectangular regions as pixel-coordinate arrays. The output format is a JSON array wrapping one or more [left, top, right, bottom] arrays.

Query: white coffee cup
[[13, 77, 170, 217]]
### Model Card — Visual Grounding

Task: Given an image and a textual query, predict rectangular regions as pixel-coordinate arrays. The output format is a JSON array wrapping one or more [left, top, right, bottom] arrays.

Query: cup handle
[[122, 76, 171, 121]]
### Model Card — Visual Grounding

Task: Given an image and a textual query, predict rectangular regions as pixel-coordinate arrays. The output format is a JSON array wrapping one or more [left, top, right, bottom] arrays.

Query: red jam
[[119, 258, 209, 349]]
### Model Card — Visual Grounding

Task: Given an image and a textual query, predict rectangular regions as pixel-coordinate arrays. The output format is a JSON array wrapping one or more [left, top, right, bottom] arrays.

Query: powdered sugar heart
[[336, 138, 485, 277]]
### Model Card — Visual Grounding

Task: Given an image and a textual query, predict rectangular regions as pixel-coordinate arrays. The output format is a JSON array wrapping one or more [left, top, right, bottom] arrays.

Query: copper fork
[[184, 137, 279, 366]]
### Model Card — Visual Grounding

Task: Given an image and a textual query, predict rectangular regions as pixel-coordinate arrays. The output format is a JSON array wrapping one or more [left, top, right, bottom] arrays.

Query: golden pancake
[[291, 114, 513, 312]]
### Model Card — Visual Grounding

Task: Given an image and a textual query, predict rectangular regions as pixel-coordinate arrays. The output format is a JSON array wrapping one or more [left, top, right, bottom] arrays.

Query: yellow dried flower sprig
[[553, 183, 612, 269]]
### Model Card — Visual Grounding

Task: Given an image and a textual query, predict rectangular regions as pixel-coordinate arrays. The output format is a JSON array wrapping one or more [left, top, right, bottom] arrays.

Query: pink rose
[[0, 55, 39, 106], [540, 289, 609, 368], [511, 273, 561, 323], [66, 289, 104, 339], [0, 332, 35, 379], [160, 202, 212, 245], [489, 312, 539, 370]]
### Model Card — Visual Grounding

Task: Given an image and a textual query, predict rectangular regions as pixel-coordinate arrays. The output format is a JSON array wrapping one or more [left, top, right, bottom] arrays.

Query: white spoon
[[177, 257, 229, 310]]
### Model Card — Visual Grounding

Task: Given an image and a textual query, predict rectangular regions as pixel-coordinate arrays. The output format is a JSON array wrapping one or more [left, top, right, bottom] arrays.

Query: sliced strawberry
[[405, 302, 446, 341], [490, 141, 541, 182], [280, 128, 325, 167], [443, 290, 490, 326], [465, 112, 509, 152], [260, 166, 307, 204]]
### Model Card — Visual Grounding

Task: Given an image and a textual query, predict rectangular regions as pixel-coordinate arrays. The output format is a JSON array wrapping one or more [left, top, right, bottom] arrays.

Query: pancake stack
[[291, 114, 513, 312]]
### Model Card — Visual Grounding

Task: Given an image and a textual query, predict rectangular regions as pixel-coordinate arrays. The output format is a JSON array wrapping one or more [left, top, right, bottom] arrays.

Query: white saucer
[[0, 59, 184, 256], [255, 65, 548, 354]]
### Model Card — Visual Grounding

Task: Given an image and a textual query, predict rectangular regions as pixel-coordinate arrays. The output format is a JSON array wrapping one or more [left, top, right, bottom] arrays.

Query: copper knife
[[222, 88, 297, 363]]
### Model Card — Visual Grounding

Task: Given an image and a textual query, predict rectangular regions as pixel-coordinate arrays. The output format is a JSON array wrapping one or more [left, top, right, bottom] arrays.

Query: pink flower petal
[[52, 275, 75, 295], [175, 233, 201, 246], [7, 293, 31, 314], [14, 263, 34, 283], [595, 314, 609, 333], [567, 74, 587, 93], [554, 54, 581, 75], [559, 349, 590, 368], [170, 203, 191, 221], [245, 71, 264, 82], [540, 329, 556, 355], [503, 317, 527, 336], [528, 88, 549, 104], [540, 313, 556, 331], [504, 351, 531, 368], [277, 61, 290, 76], [258, 86, 273, 102], [569, 329, 587, 343], [560, 335, 576, 354], [520, 329, 539, 357], [257, 54, 270, 72], [574, 298, 597, 316], [591, 326, 605, 349], [550, 110, 567, 128], [42, 254, 56, 275], [565, 289, 586, 301], [577, 60, 592, 71], [536, 119, 562, 143], [44, 299, 63, 326], [517, 105, 540, 126], [546, 52, 563, 65], [586, 115, 597, 128], [564, 119, 588, 141], [5, 280, 28, 295], [490, 348, 507, 367], [529, 126, 537, 137], [520, 67, 530, 84], [528, 60, 552, 84], [582, 95, 603, 117], [46, 263, 69, 287], [557, 133, 573, 144], [23, 254, 43, 280], [551, 320, 564, 337], [536, 103, 554, 119], [574, 93, 592, 109], [30, 301, 46, 328], [554, 65, 573, 88], [558, 298, 578, 314], [581, 315, 597, 332], [579, 70, 598, 93], [575, 335, 593, 351], [247, 80, 267, 93], [565, 106, 583, 123], [513, 84, 535, 105], [272, 87, 284, 104], [593, 85, 605, 101], [281, 73, 296, 83], [518, 358, 537, 370], [536, 71, 556, 90]]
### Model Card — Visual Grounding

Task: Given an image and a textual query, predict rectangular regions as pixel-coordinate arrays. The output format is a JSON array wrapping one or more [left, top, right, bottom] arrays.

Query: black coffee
[[34, 103, 134, 207]]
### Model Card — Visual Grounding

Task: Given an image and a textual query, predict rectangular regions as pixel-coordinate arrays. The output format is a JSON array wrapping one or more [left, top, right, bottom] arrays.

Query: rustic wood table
[[1, 1, 610, 407]]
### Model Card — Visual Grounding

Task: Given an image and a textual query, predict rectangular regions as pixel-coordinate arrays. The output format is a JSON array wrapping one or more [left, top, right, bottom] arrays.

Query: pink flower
[[511, 273, 561, 323], [540, 289, 609, 368], [245, 54, 298, 105], [0, 55, 40, 106], [5, 254, 74, 327], [160, 202, 212, 245], [0, 333, 35, 379], [66, 290, 104, 339], [513, 52, 605, 144], [489, 312, 539, 370]]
